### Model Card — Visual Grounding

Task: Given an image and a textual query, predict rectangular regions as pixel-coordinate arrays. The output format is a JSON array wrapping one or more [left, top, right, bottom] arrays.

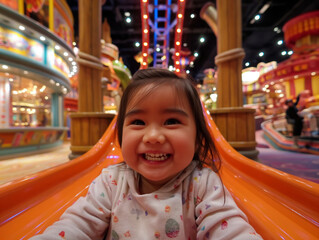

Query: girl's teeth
[[144, 153, 169, 161]]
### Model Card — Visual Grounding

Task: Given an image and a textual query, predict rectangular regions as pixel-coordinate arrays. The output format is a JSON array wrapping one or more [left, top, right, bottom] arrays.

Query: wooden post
[[77, 0, 103, 112], [69, 0, 115, 159], [201, 1, 258, 159]]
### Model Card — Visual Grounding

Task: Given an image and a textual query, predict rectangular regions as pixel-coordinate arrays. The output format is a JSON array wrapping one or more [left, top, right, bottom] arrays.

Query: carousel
[[242, 10, 319, 154]]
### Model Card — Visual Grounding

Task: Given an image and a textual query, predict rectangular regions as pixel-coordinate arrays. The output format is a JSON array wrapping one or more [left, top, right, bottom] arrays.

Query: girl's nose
[[143, 126, 165, 144]]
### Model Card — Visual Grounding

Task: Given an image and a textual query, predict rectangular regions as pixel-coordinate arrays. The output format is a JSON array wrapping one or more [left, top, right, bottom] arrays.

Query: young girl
[[31, 68, 262, 239]]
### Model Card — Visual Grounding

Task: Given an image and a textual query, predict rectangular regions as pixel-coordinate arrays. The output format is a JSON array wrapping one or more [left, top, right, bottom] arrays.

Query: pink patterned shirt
[[30, 162, 263, 239]]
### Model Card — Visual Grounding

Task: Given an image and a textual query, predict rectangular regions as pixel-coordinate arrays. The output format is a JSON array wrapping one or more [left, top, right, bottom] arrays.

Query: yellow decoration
[[311, 75, 319, 96], [283, 81, 291, 98], [294, 77, 305, 94]]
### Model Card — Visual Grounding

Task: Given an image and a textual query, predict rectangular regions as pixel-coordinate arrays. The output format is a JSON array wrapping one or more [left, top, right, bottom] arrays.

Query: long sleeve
[[195, 169, 263, 240], [29, 172, 113, 240]]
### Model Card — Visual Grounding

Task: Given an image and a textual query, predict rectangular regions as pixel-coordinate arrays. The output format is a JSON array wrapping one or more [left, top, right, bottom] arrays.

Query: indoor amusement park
[[0, 0, 318, 239]]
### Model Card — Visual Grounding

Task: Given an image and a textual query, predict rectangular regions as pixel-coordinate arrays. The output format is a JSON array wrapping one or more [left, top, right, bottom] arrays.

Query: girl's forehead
[[126, 83, 189, 110]]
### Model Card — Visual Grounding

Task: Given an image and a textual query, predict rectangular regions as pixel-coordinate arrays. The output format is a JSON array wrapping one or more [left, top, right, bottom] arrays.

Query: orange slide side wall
[[0, 112, 318, 239]]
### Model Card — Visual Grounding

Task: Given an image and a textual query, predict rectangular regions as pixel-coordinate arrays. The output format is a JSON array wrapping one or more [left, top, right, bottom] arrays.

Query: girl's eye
[[164, 118, 180, 125], [131, 119, 145, 125]]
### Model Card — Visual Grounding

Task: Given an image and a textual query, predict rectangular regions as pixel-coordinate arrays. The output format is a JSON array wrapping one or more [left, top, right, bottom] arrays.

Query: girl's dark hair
[[116, 68, 221, 173]]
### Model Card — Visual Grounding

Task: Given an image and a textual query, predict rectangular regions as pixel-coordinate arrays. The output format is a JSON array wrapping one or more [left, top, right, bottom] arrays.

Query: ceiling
[[66, 0, 319, 81]]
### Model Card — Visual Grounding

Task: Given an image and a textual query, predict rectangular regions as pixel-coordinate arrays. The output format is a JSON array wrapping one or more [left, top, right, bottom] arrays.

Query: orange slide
[[0, 111, 318, 239]]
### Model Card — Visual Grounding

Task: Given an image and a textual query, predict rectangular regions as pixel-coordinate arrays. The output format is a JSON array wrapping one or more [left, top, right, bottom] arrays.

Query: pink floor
[[256, 130, 319, 183]]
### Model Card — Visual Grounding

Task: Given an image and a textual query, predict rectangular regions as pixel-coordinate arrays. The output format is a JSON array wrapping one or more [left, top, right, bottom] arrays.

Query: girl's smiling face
[[121, 84, 197, 193]]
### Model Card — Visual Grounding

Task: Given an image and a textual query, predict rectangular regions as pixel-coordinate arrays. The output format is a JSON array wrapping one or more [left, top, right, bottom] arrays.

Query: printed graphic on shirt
[[221, 220, 228, 230], [131, 208, 143, 220], [124, 231, 131, 237], [58, 231, 65, 239], [154, 231, 161, 238], [165, 218, 180, 238], [111, 230, 119, 240]]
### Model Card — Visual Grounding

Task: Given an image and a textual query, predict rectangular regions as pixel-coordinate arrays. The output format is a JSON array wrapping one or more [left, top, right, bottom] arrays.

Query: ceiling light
[[245, 62, 250, 67], [125, 17, 132, 23], [259, 52, 264, 57], [40, 86, 46, 92], [73, 47, 79, 54], [199, 37, 205, 43], [259, 3, 270, 14], [194, 52, 199, 57], [124, 12, 130, 17], [19, 25, 25, 31], [40, 36, 46, 41], [288, 50, 293, 55], [281, 51, 287, 56], [135, 42, 140, 47], [250, 14, 261, 24], [190, 13, 195, 19], [277, 40, 283, 45], [273, 27, 281, 33]]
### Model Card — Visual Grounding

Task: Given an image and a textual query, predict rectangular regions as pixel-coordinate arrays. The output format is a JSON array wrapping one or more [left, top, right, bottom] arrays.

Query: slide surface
[[0, 111, 319, 239]]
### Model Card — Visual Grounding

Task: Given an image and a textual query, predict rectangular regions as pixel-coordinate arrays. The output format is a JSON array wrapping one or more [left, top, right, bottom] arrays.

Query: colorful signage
[[0, 0, 19, 11], [0, 129, 65, 149], [53, 53, 69, 78], [0, 26, 45, 62], [24, 0, 49, 28]]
